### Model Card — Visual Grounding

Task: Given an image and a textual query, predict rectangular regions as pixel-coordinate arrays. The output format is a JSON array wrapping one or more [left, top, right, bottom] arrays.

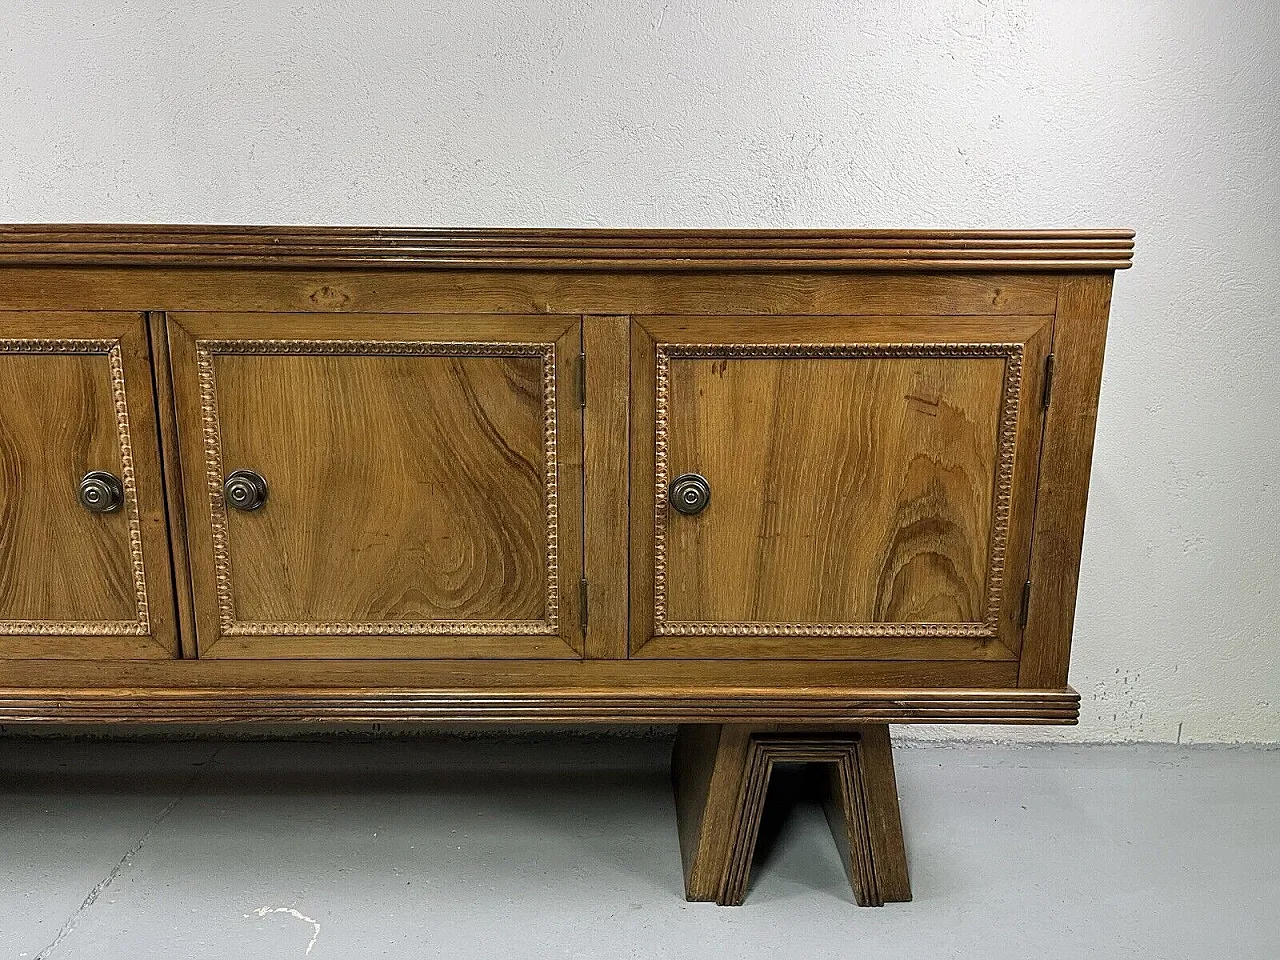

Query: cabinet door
[[0, 312, 176, 658], [168, 313, 582, 659], [631, 315, 1051, 660]]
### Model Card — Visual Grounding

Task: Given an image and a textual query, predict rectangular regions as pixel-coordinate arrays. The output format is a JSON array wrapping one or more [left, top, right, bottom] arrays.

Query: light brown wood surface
[[0, 268, 1062, 319], [0, 227, 1126, 727], [147, 311, 198, 657], [668, 353, 1004, 624], [1018, 274, 1115, 687], [582, 315, 632, 659], [674, 723, 910, 906], [719, 727, 910, 906], [822, 725, 911, 905], [673, 724, 757, 900], [0, 311, 176, 658], [0, 225, 1135, 271], [166, 312, 582, 659], [632, 315, 1050, 659], [0, 656, 1027, 691]]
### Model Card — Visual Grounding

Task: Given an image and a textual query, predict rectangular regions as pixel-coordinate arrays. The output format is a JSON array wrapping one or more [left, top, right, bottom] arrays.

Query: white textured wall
[[1, 2, 1276, 743]]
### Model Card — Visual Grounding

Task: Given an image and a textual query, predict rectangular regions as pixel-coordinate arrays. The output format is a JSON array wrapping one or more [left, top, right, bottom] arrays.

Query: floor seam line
[[33, 745, 222, 960]]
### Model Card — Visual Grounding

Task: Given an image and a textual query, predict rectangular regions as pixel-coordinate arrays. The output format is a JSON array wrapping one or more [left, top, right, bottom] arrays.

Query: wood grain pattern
[[0, 657, 1025, 691], [0, 344, 141, 629], [1018, 274, 1115, 687], [660, 346, 1012, 632], [0, 268, 1062, 319], [582, 315, 631, 658], [673, 724, 756, 900], [633, 315, 1051, 660], [0, 313, 176, 658], [823, 725, 911, 905], [202, 345, 555, 634], [0, 226, 1135, 270], [167, 313, 582, 659], [717, 728, 910, 906], [0, 228, 1126, 740]]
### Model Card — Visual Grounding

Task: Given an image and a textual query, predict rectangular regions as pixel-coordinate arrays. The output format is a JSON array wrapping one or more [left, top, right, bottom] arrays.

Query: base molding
[[0, 686, 1079, 724]]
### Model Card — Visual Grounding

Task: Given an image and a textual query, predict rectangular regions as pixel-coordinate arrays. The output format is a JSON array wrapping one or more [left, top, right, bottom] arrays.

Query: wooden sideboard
[[0, 226, 1131, 904]]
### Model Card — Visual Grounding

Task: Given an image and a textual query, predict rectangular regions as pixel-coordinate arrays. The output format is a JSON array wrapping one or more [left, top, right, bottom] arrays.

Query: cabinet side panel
[[1019, 274, 1114, 688]]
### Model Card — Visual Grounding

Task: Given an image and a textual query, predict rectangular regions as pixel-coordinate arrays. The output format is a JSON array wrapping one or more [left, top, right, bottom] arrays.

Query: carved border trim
[[195, 339, 560, 637], [652, 342, 1024, 639], [0, 339, 117, 353], [0, 339, 150, 636]]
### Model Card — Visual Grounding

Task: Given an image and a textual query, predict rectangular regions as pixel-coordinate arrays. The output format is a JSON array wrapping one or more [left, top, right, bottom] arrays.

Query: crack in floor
[[34, 745, 222, 960]]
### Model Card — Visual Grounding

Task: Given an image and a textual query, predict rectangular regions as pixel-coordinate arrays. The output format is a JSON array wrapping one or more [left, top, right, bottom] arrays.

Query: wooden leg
[[819, 725, 912, 906], [671, 724, 759, 901], [672, 724, 911, 907]]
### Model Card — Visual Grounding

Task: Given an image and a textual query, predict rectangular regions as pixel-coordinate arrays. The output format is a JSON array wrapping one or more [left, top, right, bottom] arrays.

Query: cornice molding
[[0, 226, 1134, 271]]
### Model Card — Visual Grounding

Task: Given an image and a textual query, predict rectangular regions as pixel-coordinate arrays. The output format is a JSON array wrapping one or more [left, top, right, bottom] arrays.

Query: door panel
[[0, 312, 177, 658], [168, 313, 582, 659], [632, 315, 1051, 660]]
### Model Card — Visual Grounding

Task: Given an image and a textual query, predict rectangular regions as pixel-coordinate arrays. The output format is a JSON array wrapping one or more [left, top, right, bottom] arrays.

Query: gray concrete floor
[[0, 737, 1276, 960]]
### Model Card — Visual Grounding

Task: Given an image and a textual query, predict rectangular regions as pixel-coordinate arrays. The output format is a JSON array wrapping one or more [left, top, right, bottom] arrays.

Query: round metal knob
[[669, 473, 711, 516], [78, 471, 124, 513], [223, 469, 268, 512]]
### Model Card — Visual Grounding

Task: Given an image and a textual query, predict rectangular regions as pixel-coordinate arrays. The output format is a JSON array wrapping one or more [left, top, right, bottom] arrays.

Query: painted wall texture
[[0, 2, 1276, 742]]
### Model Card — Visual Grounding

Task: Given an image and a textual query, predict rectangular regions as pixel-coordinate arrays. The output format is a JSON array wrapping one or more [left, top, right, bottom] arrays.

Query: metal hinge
[[579, 577, 589, 628], [1018, 579, 1032, 628], [578, 350, 587, 407], [1041, 353, 1055, 409]]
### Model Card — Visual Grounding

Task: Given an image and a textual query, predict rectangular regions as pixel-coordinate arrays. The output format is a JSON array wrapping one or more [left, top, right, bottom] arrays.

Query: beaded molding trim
[[196, 339, 560, 637], [652, 342, 1024, 639], [0, 338, 150, 636]]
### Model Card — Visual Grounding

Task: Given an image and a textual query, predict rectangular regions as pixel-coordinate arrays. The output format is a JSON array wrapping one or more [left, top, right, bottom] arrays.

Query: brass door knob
[[78, 471, 124, 513], [669, 473, 711, 515], [224, 469, 268, 511]]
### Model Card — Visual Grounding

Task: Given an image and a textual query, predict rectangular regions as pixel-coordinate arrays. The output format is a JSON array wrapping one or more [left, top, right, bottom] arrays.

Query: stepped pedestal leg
[[672, 724, 911, 906]]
